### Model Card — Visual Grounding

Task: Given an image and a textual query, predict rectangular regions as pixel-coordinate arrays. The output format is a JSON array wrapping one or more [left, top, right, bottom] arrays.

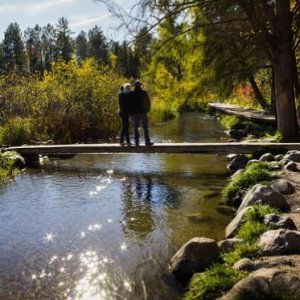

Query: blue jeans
[[133, 113, 150, 144]]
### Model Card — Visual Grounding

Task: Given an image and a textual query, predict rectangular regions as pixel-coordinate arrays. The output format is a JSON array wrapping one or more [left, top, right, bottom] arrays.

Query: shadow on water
[[0, 113, 233, 300]]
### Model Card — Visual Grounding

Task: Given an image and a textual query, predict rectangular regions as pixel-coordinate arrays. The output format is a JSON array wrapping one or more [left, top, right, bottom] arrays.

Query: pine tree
[[75, 31, 88, 61], [56, 17, 73, 62], [87, 26, 109, 64], [3, 23, 27, 73]]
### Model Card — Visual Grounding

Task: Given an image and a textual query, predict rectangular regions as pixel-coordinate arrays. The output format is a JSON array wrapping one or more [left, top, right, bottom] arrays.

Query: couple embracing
[[118, 80, 154, 147]]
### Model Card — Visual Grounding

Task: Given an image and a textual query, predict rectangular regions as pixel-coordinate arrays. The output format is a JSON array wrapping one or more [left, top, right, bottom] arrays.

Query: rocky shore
[[170, 150, 300, 300]]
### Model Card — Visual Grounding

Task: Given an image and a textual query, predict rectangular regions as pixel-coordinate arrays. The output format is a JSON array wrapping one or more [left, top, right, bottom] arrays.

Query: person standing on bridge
[[131, 80, 154, 146], [118, 83, 132, 146]]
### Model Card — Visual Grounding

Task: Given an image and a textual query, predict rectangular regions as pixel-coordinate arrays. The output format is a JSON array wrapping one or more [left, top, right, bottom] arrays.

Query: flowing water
[[0, 113, 233, 300]]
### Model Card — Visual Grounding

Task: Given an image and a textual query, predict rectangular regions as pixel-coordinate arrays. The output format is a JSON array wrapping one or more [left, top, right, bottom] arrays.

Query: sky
[[0, 0, 137, 41]]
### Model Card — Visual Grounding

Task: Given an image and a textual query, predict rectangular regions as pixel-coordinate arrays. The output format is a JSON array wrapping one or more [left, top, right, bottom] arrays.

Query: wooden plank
[[209, 102, 276, 125], [5, 142, 300, 155]]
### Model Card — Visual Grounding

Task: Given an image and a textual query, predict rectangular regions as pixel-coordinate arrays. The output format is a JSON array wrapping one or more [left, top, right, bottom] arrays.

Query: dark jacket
[[118, 91, 132, 114], [130, 87, 151, 114]]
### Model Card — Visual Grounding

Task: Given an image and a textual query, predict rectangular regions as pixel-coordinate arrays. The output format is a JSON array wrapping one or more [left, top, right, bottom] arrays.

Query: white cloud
[[70, 13, 110, 27], [0, 0, 79, 16]]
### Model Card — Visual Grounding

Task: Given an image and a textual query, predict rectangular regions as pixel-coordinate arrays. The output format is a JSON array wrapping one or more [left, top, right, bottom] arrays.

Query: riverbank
[[170, 150, 300, 299]]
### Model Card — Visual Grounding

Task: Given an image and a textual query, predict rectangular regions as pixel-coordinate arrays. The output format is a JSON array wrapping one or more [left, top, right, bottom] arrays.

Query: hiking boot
[[145, 141, 154, 146]]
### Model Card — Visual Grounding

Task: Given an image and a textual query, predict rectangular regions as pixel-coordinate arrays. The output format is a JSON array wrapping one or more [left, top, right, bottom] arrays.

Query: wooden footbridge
[[5, 142, 300, 159], [208, 103, 276, 125]]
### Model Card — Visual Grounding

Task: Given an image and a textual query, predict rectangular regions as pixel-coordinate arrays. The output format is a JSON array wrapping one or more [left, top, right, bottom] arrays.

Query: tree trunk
[[273, 0, 298, 139], [270, 68, 277, 116], [248, 75, 270, 111]]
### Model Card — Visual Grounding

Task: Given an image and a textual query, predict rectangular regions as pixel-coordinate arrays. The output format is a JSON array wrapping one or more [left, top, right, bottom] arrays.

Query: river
[[0, 113, 232, 300]]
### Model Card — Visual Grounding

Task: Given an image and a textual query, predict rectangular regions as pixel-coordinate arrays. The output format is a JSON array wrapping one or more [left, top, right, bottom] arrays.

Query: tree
[[55, 17, 73, 62], [24, 25, 44, 74], [41, 24, 57, 71], [75, 31, 88, 61], [97, 0, 300, 139], [87, 26, 109, 64], [2, 23, 27, 73]]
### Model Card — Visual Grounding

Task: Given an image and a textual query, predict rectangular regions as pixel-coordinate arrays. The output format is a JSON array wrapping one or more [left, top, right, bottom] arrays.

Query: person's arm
[[144, 91, 151, 112]]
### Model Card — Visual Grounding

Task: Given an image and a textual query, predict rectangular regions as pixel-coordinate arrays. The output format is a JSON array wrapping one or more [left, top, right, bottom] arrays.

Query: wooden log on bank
[[208, 102, 276, 125]]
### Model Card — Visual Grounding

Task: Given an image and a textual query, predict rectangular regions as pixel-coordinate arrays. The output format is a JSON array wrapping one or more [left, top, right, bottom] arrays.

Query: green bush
[[0, 151, 21, 180], [0, 117, 35, 146], [185, 264, 244, 300], [223, 162, 273, 203], [222, 242, 261, 266], [245, 204, 278, 223]]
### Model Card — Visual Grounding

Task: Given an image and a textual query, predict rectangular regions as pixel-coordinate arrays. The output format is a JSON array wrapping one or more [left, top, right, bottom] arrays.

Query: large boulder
[[221, 268, 300, 300], [284, 161, 299, 172], [227, 155, 248, 172], [258, 229, 300, 255], [259, 153, 274, 162], [271, 179, 295, 195], [264, 214, 297, 230], [284, 150, 300, 162], [225, 207, 251, 238], [233, 256, 293, 272], [169, 237, 219, 284], [237, 184, 290, 214]]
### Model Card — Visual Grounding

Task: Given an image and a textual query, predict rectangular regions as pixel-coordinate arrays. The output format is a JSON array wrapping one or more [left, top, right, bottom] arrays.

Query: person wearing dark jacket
[[118, 83, 132, 146], [131, 80, 153, 146]]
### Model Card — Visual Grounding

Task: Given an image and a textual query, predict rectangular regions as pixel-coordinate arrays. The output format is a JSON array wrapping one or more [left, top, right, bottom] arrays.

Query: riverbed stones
[[218, 238, 242, 253], [221, 268, 300, 300], [284, 161, 299, 172], [264, 214, 297, 230], [237, 184, 290, 214], [285, 150, 300, 162], [233, 256, 294, 272], [169, 237, 219, 284], [233, 258, 255, 272], [274, 154, 284, 161], [225, 207, 251, 238], [258, 229, 300, 255], [227, 155, 248, 172], [259, 153, 274, 162], [271, 179, 295, 194]]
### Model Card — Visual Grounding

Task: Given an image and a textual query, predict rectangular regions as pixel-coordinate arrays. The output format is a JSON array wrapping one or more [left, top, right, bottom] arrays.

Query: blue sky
[[0, 0, 136, 41]]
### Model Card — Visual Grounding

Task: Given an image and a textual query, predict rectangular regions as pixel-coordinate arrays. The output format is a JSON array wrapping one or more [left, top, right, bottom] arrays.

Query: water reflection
[[0, 113, 232, 300], [121, 176, 155, 239]]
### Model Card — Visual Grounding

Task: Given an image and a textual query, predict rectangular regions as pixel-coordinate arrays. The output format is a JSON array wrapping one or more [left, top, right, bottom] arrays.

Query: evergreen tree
[[75, 31, 88, 61], [24, 25, 43, 74], [41, 24, 57, 71], [3, 23, 27, 73], [56, 17, 73, 62], [87, 26, 109, 64]]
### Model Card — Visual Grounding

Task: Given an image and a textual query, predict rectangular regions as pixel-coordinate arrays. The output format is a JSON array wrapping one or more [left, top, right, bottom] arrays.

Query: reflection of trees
[[121, 176, 154, 239]]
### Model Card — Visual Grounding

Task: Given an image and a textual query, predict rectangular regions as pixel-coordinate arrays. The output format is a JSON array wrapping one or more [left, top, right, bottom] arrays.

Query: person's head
[[123, 83, 131, 94], [134, 80, 142, 88]]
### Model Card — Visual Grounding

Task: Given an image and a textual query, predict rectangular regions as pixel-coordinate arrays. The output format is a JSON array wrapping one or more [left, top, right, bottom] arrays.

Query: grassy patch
[[223, 162, 273, 203], [185, 264, 245, 300], [245, 204, 278, 223], [222, 242, 261, 266], [0, 151, 21, 181]]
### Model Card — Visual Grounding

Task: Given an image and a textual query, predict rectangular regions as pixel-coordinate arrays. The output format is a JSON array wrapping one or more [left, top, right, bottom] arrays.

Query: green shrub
[[0, 117, 35, 146], [0, 151, 21, 180], [185, 264, 244, 300], [237, 221, 269, 242], [222, 242, 261, 266], [245, 204, 278, 223], [223, 162, 272, 203]]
